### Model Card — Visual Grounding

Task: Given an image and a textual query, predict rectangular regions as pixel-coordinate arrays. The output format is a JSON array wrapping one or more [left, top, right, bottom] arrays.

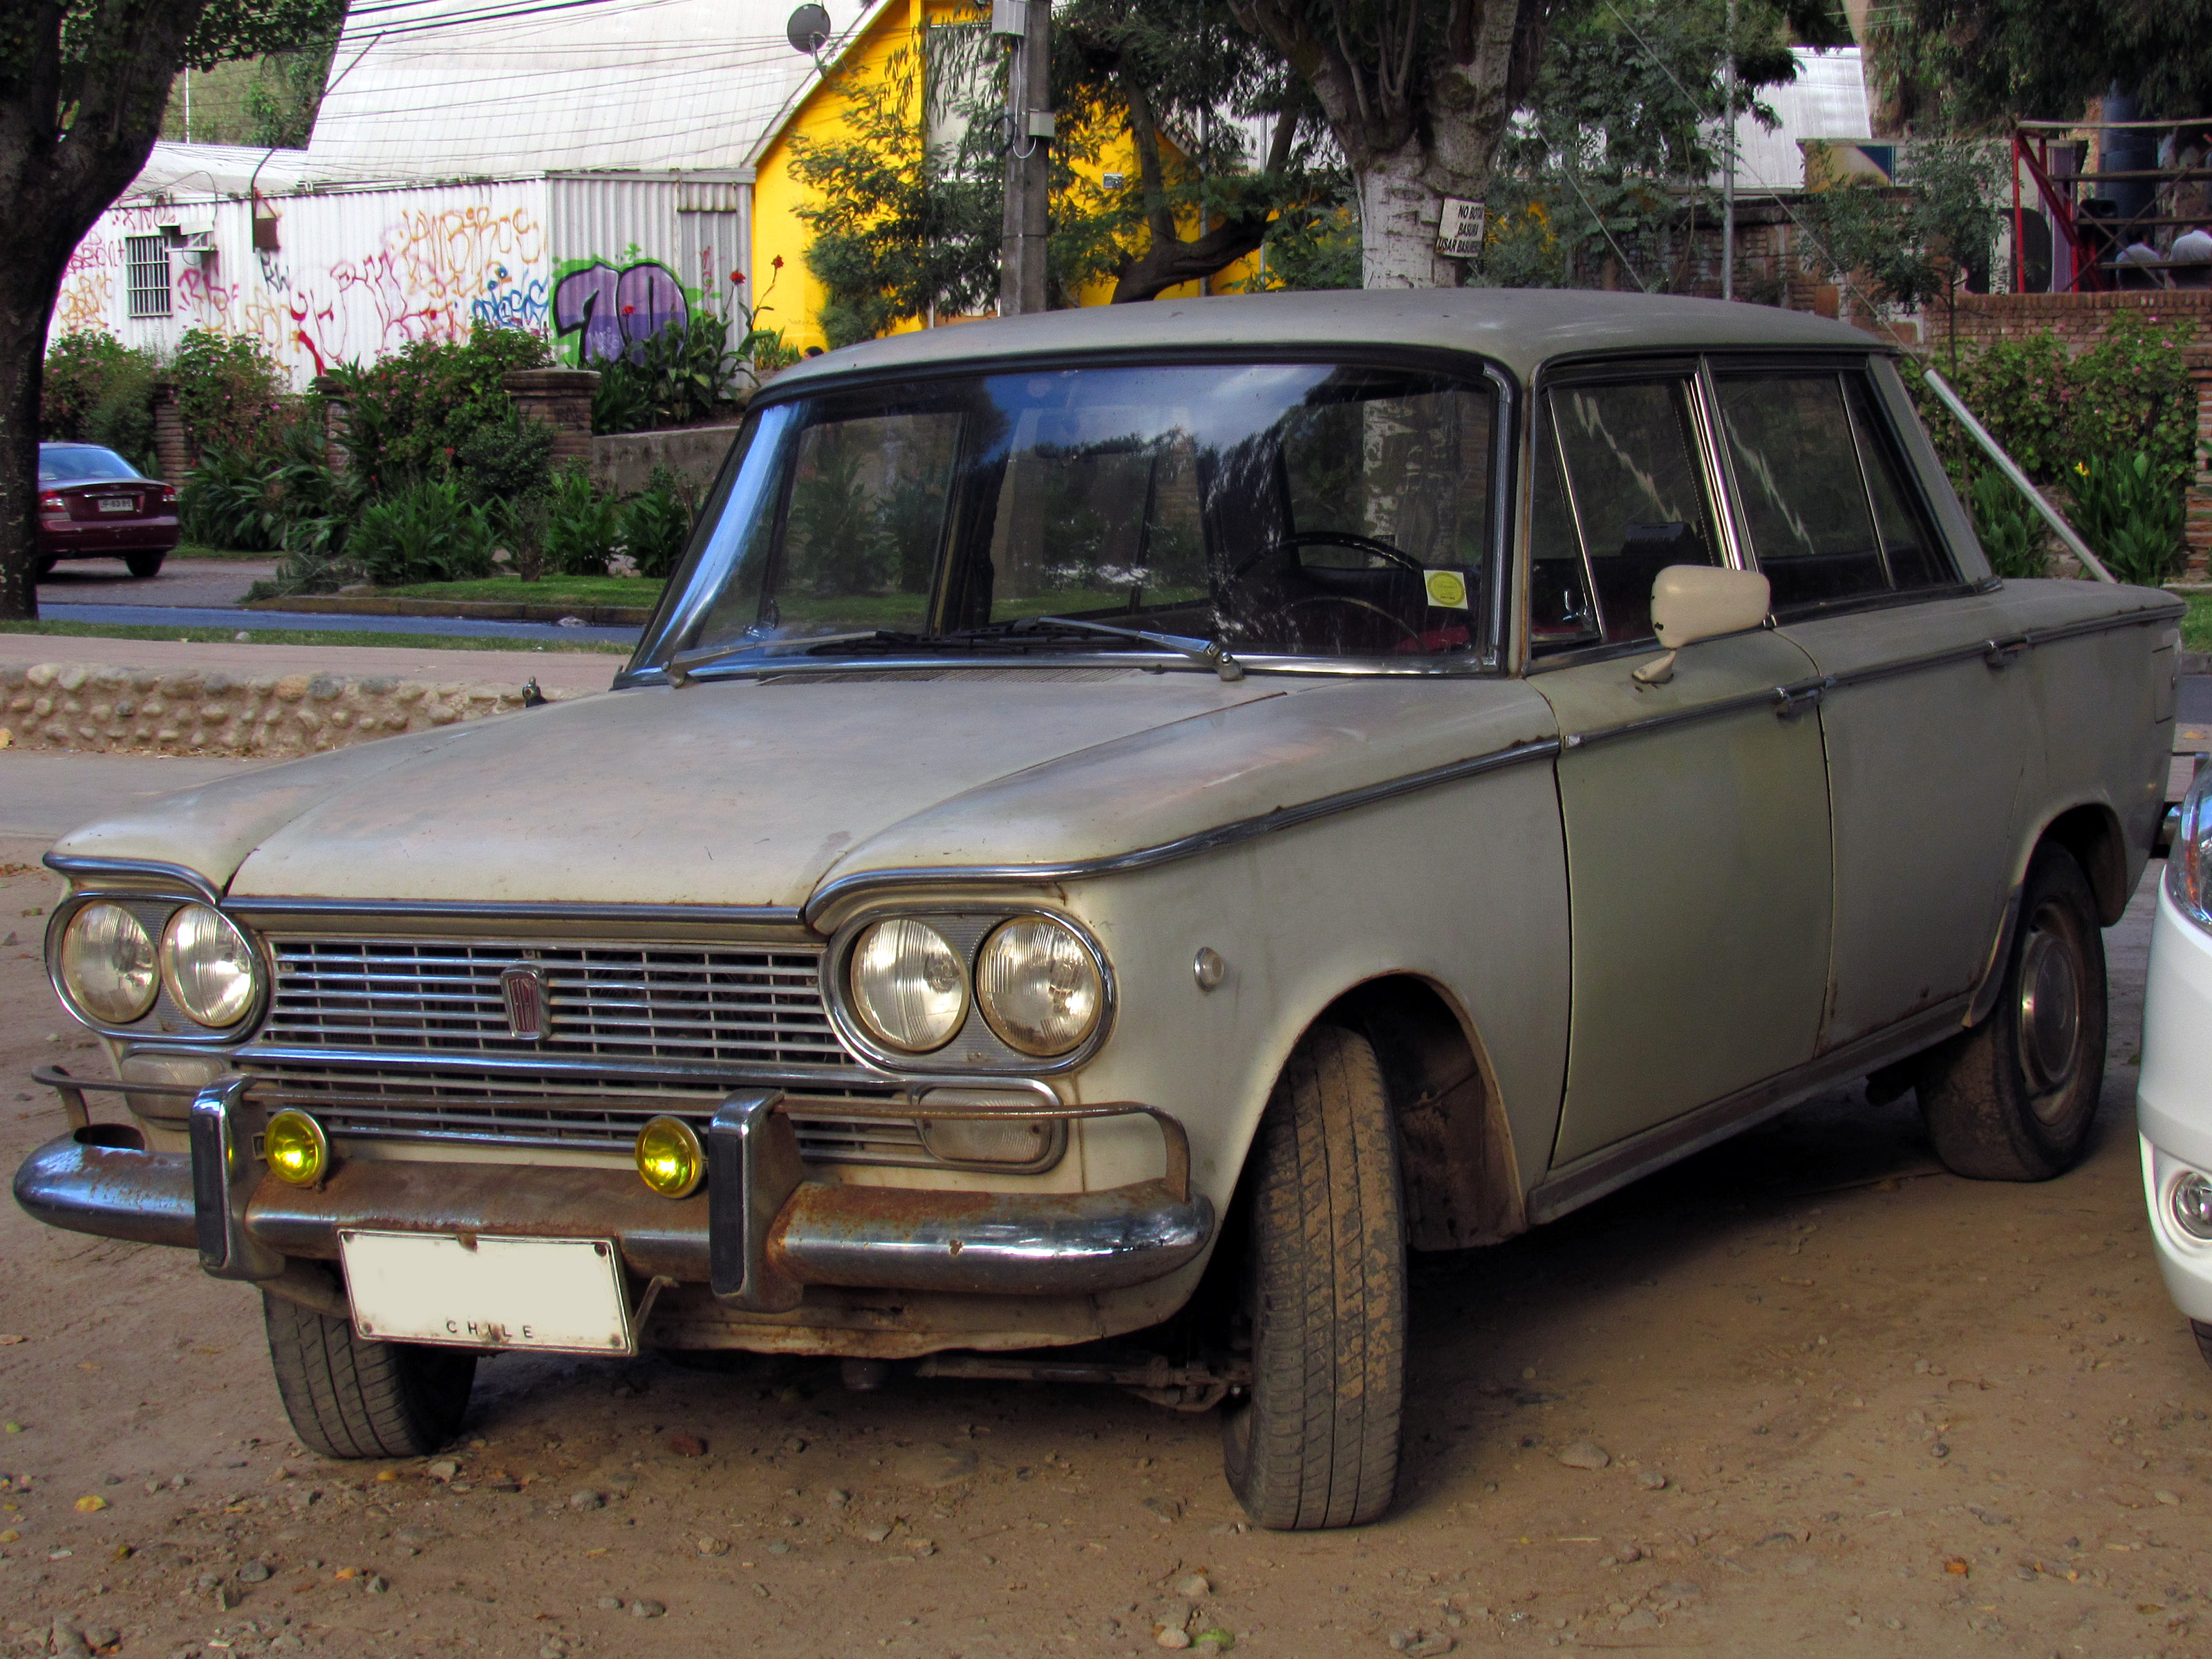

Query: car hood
[[50, 671, 1558, 917]]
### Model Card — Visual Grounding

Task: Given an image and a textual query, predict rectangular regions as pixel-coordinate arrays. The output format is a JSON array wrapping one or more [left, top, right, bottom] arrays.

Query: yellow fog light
[[263, 1109, 328, 1188], [635, 1116, 705, 1199]]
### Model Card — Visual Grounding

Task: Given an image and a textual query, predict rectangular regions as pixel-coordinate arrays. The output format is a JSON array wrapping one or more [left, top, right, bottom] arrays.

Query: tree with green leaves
[[1227, 0, 1849, 288], [1799, 134, 2009, 369], [0, 0, 346, 619]]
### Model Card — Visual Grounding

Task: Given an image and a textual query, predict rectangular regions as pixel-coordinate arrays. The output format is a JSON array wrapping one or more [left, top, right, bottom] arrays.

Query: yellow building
[[745, 0, 1259, 355]]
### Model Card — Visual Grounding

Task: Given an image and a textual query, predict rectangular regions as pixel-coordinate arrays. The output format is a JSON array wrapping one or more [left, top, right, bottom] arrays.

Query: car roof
[[762, 289, 1885, 395]]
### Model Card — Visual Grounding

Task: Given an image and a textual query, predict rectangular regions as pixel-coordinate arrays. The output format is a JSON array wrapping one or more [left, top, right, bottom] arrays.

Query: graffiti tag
[[552, 259, 688, 364]]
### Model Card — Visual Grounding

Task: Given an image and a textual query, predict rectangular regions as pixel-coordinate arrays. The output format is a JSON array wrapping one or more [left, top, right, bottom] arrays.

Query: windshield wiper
[[993, 616, 1245, 681], [666, 630, 926, 684]]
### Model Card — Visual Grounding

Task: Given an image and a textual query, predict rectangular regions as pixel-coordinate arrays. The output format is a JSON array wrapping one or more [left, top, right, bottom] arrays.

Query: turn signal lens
[[2171, 765, 2212, 930], [159, 904, 259, 1029], [2175, 1172, 2212, 1241], [263, 1109, 328, 1187], [635, 1115, 705, 1199], [975, 916, 1104, 1057], [848, 918, 968, 1053], [58, 901, 159, 1025]]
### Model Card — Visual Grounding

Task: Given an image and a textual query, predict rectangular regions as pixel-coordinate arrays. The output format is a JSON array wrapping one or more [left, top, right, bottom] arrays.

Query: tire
[[262, 1291, 476, 1459], [2193, 1321, 2212, 1374], [1221, 1024, 1406, 1530], [34, 557, 56, 579], [124, 551, 165, 579], [1916, 843, 2107, 1181]]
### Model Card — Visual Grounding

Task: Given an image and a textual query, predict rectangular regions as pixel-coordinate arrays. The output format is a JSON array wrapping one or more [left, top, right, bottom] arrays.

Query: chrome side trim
[[804, 735, 1562, 919], [1526, 994, 1972, 1226], [223, 897, 808, 928], [44, 854, 223, 906], [1559, 677, 1829, 753]]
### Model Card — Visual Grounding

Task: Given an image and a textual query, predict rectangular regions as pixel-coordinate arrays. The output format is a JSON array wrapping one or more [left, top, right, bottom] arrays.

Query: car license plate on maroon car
[[96, 496, 133, 514]]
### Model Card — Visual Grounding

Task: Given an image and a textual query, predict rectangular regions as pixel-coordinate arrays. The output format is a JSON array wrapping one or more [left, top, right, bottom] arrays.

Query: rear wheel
[[34, 556, 55, 579], [1916, 843, 2106, 1181], [262, 1291, 475, 1459], [124, 551, 165, 579], [1221, 1024, 1406, 1530]]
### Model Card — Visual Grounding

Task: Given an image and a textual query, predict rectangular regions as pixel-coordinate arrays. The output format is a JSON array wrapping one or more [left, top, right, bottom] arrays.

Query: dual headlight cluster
[[56, 901, 259, 1031], [846, 914, 1105, 1059]]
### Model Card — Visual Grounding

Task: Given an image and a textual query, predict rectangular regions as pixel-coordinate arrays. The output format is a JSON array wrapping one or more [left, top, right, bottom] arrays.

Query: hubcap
[[2018, 912, 2081, 1114]]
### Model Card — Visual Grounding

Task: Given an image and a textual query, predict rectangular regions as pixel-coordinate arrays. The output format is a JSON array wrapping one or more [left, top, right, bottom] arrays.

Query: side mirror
[[1650, 565, 1770, 650]]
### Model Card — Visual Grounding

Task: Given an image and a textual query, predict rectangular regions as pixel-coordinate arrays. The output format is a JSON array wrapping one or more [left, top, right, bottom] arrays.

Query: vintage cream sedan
[[18, 292, 2180, 1531]]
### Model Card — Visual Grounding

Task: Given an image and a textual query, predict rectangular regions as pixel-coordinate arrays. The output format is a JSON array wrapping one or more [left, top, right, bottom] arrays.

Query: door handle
[[1772, 682, 1826, 720]]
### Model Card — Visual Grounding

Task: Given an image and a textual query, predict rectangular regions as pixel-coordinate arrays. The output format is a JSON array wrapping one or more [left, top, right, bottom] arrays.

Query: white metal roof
[[305, 0, 837, 180], [1718, 46, 1873, 192]]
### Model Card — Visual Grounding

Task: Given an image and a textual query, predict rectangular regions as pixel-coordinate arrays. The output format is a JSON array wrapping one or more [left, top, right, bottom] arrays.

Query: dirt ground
[[0, 852, 2206, 1659]]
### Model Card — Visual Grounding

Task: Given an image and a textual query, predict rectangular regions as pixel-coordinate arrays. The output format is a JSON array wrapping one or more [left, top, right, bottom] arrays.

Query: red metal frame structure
[[2013, 117, 2212, 293]]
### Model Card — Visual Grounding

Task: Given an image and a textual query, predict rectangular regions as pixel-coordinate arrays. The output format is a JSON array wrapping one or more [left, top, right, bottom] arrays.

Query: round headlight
[[263, 1109, 329, 1188], [849, 918, 968, 1053], [58, 901, 158, 1025], [159, 905, 259, 1029], [635, 1115, 706, 1199], [975, 916, 1104, 1058]]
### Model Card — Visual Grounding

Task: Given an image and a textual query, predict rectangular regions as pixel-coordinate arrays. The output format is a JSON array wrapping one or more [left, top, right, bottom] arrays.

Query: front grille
[[240, 1058, 929, 1164], [261, 937, 850, 1069]]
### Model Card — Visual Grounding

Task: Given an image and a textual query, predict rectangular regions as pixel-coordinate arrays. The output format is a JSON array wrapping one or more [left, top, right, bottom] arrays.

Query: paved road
[[37, 601, 643, 645], [37, 556, 276, 608]]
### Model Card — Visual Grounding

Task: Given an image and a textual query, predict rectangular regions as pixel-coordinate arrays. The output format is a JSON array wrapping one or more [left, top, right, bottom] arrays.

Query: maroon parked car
[[37, 442, 179, 579]]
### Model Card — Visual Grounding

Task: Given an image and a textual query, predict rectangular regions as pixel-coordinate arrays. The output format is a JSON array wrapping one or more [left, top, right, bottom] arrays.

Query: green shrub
[[452, 411, 555, 506], [1966, 465, 2047, 579], [2072, 449, 2186, 586], [350, 478, 498, 586], [172, 328, 287, 456], [180, 418, 350, 552], [41, 331, 160, 473], [543, 463, 622, 577], [337, 321, 553, 493], [621, 466, 697, 579], [590, 311, 746, 435]]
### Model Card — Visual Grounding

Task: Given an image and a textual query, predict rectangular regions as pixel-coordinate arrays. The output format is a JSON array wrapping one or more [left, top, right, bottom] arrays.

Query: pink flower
[[621, 304, 635, 315]]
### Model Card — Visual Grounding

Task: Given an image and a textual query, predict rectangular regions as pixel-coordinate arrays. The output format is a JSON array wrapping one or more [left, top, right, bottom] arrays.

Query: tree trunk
[[1357, 142, 1459, 289], [0, 248, 73, 621]]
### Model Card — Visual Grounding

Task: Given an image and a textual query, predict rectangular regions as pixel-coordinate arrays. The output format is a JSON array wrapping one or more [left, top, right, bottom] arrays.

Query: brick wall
[[1949, 291, 2212, 354]]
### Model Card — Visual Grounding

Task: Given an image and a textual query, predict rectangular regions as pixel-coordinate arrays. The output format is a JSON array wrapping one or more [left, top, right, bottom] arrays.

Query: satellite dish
[[787, 4, 831, 54]]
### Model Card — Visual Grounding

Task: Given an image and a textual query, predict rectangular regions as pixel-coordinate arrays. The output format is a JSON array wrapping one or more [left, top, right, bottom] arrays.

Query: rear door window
[[1713, 368, 1954, 608]]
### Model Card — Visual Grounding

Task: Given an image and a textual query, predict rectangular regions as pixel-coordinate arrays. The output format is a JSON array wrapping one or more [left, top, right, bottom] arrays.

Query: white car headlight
[[158, 904, 259, 1029], [58, 901, 159, 1025], [975, 916, 1104, 1057], [849, 917, 968, 1053]]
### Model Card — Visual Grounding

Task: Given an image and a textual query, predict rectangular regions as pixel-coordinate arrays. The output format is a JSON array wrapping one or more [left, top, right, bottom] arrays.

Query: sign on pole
[[1437, 198, 1487, 260]]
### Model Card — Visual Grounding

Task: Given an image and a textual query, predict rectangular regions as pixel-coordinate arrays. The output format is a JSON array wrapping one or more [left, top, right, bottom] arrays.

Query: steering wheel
[[1229, 530, 1426, 584], [1268, 594, 1425, 649]]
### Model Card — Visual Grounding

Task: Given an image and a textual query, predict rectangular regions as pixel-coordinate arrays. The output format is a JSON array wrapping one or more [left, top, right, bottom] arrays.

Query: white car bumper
[[2137, 878, 2212, 1323]]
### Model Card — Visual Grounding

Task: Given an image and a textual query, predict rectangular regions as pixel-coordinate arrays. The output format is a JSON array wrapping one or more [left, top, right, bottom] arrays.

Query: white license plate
[[339, 1230, 635, 1354], [96, 496, 134, 514]]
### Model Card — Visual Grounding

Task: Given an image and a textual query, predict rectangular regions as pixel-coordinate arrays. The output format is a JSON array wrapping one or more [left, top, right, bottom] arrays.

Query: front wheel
[[1916, 843, 2107, 1181], [1221, 1024, 1406, 1530], [263, 1291, 476, 1458]]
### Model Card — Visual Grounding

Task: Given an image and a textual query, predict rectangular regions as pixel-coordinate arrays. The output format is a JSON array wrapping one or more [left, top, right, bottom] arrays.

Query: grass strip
[[2185, 596, 2212, 655], [371, 575, 666, 605], [0, 620, 630, 654]]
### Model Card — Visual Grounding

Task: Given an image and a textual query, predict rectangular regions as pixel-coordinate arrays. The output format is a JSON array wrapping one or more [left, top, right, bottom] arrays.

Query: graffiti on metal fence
[[552, 258, 689, 365], [472, 263, 549, 331]]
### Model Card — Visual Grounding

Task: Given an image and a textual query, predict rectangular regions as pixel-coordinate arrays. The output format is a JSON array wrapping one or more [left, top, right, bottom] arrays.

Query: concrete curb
[[2185, 652, 2212, 677], [246, 594, 658, 626], [1, 659, 584, 760]]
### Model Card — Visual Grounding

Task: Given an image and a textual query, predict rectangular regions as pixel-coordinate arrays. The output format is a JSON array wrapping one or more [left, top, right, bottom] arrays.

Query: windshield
[[39, 446, 139, 482], [640, 360, 1501, 673]]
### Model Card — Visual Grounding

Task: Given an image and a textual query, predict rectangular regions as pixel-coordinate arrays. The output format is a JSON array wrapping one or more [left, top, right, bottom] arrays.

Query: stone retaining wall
[[592, 423, 742, 496], [0, 662, 583, 760]]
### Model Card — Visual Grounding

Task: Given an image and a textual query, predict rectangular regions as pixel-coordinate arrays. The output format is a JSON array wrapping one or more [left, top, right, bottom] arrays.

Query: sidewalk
[[0, 635, 622, 695]]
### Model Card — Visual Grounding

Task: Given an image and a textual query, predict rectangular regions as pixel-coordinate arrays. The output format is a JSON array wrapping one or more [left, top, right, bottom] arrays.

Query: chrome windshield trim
[[222, 896, 807, 928], [632, 646, 1498, 690], [44, 854, 224, 906], [804, 735, 1561, 921]]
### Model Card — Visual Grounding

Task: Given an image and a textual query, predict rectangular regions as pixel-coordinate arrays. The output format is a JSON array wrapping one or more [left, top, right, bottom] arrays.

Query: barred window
[[124, 235, 170, 317]]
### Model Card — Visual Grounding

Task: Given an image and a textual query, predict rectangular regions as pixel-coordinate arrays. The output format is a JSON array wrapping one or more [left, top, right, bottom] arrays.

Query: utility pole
[[995, 0, 1051, 315], [1721, 0, 1735, 301]]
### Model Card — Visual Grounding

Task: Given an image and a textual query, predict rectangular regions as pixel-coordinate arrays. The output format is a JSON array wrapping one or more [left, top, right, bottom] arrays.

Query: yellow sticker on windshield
[[1424, 569, 1470, 610]]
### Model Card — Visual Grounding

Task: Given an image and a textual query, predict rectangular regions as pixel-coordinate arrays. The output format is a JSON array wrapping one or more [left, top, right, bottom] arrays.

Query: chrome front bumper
[[13, 1079, 1214, 1309]]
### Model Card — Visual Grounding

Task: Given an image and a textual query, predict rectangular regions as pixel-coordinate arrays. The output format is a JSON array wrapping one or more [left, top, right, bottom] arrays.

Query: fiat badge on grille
[[499, 964, 550, 1041]]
